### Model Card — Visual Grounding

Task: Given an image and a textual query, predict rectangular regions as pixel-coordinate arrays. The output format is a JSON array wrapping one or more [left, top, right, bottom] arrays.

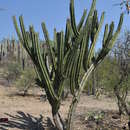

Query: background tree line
[[0, 30, 129, 98]]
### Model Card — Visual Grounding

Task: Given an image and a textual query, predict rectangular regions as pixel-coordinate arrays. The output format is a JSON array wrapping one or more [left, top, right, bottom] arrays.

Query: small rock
[[112, 114, 120, 119], [122, 125, 126, 130]]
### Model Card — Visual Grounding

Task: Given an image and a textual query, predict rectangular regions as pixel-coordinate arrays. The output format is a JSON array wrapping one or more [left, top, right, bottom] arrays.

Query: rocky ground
[[0, 83, 129, 130]]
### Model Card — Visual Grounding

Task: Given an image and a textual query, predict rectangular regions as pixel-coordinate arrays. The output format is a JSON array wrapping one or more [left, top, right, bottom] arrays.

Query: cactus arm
[[57, 31, 64, 75], [19, 16, 32, 56], [34, 33, 58, 101], [19, 16, 40, 68], [91, 10, 98, 42], [72, 0, 96, 48], [62, 48, 72, 78], [53, 28, 57, 53], [70, 50, 79, 95], [102, 24, 108, 48], [70, 64, 75, 95], [34, 65, 41, 81], [86, 12, 105, 68], [104, 22, 114, 48], [13, 16, 33, 61], [79, 64, 94, 95], [41, 22, 57, 72], [44, 54, 50, 76], [96, 13, 124, 64], [25, 26, 52, 96], [84, 0, 96, 29], [64, 19, 71, 51], [75, 36, 87, 90], [108, 13, 123, 49], [57, 80, 64, 99], [68, 0, 97, 88], [34, 64, 42, 86], [13, 16, 40, 80], [77, 9, 87, 31], [83, 36, 90, 70], [54, 34, 66, 99], [54, 31, 65, 98], [26, 31, 32, 48], [29, 26, 38, 58], [13, 16, 58, 101], [70, 0, 79, 37], [80, 0, 96, 72], [64, 50, 75, 77], [12, 16, 23, 43]]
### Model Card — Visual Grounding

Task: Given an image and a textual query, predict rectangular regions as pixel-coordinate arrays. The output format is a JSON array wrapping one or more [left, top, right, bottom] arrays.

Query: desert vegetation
[[0, 0, 129, 130]]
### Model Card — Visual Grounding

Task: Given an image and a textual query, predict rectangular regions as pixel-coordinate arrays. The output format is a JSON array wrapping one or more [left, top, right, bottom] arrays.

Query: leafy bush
[[14, 67, 37, 96], [3, 62, 22, 85]]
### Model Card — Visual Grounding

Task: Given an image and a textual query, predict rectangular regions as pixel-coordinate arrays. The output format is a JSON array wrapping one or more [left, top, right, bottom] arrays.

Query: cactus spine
[[13, 0, 123, 130]]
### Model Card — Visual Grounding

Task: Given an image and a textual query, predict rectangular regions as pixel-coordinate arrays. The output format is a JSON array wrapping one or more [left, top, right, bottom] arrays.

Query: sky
[[0, 0, 130, 48]]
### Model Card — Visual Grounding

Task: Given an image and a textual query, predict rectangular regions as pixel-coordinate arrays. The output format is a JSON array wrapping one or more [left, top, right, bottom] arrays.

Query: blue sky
[[0, 0, 130, 48]]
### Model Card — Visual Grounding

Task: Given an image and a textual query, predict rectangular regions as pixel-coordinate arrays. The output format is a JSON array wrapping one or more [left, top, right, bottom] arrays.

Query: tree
[[112, 31, 130, 128], [113, 0, 130, 14], [13, 0, 123, 129]]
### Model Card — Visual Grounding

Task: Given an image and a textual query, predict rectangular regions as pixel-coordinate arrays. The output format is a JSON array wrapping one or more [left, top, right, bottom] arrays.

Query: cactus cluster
[[13, 0, 123, 130], [0, 37, 32, 70], [0, 38, 17, 62]]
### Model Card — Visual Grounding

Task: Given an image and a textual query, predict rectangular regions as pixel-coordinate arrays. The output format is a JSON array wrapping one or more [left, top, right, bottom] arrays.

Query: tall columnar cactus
[[17, 42, 21, 63], [13, 0, 123, 130], [21, 44, 25, 70], [0, 44, 3, 61], [7, 39, 10, 55], [11, 38, 15, 56]]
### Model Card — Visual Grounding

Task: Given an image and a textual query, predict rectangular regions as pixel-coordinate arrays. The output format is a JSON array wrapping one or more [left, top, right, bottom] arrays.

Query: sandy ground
[[0, 83, 120, 130]]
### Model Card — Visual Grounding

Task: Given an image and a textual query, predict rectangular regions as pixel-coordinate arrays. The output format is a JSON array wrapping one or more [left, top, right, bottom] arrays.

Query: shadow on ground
[[0, 111, 55, 130]]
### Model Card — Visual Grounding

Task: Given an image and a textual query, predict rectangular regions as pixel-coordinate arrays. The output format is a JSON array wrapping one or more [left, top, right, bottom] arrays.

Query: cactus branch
[[41, 22, 57, 72], [70, 0, 79, 37], [86, 12, 105, 68], [77, 9, 87, 31]]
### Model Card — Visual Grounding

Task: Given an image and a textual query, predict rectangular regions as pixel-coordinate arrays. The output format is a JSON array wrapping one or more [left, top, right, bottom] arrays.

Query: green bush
[[14, 67, 37, 95], [3, 62, 22, 85]]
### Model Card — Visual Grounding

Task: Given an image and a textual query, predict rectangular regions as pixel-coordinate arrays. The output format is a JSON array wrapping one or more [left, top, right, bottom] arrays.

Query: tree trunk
[[67, 64, 94, 130], [92, 70, 95, 95], [52, 111, 65, 130], [22, 58, 25, 70], [114, 77, 129, 115], [67, 97, 78, 130]]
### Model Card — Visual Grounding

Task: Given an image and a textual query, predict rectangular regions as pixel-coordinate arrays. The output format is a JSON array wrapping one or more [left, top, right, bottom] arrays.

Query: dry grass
[[0, 84, 129, 130]]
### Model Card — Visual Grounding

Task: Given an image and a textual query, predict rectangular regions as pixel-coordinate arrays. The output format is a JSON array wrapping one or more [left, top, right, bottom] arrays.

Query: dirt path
[[0, 85, 119, 130]]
